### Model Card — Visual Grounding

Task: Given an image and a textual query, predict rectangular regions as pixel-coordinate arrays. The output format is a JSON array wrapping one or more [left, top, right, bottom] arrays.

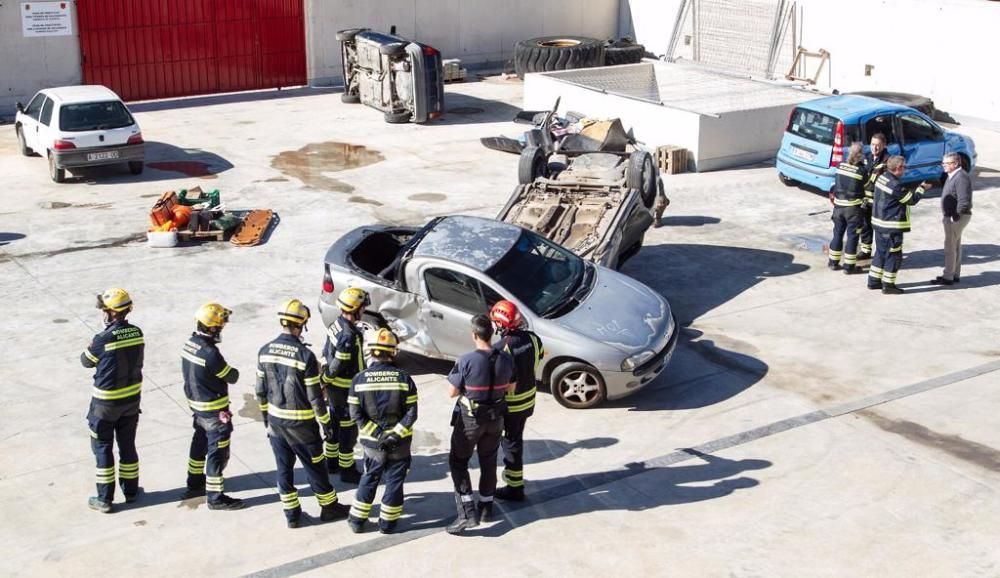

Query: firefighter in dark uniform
[[489, 300, 544, 502], [80, 288, 144, 513], [446, 315, 515, 534], [320, 287, 369, 484], [346, 329, 418, 535], [868, 156, 933, 294], [859, 133, 889, 260], [828, 142, 868, 274], [180, 303, 245, 510], [256, 299, 350, 528]]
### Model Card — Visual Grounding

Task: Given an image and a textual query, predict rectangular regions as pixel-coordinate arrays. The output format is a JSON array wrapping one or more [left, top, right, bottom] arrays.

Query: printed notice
[[22, 2, 73, 37]]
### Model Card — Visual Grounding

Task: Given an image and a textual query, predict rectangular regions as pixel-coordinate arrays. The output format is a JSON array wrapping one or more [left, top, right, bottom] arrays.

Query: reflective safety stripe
[[267, 406, 315, 420], [89, 429, 99, 439], [187, 396, 230, 412], [280, 491, 300, 510], [258, 355, 306, 371], [405, 394, 418, 405], [836, 168, 863, 180], [898, 191, 913, 204], [256, 370, 265, 378], [339, 419, 354, 428], [181, 351, 206, 367], [317, 411, 331, 425], [828, 250, 842, 259], [324, 441, 339, 458], [833, 198, 864, 207], [355, 382, 409, 392], [304, 376, 321, 386], [84, 350, 99, 364], [530, 334, 543, 370], [217, 438, 231, 449], [503, 468, 524, 487], [215, 365, 233, 379], [331, 377, 352, 389], [188, 458, 206, 475], [321, 373, 336, 385], [259, 402, 269, 412], [380, 504, 403, 521], [360, 421, 379, 436], [843, 254, 857, 265], [507, 398, 536, 413], [871, 217, 910, 230], [92, 382, 142, 401], [875, 182, 894, 195], [105, 337, 144, 351], [338, 452, 354, 468], [118, 462, 139, 480], [391, 423, 413, 438], [889, 246, 903, 253], [350, 501, 372, 519], [334, 352, 352, 360], [347, 395, 360, 405], [311, 453, 324, 464], [96, 466, 115, 483], [316, 490, 337, 506]]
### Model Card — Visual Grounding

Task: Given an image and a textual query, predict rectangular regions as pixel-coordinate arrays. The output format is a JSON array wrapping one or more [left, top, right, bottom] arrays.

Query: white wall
[[305, 0, 621, 86], [0, 2, 82, 118]]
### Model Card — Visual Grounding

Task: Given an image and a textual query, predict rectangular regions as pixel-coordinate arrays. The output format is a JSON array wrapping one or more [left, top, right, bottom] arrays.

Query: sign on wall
[[21, 2, 73, 37]]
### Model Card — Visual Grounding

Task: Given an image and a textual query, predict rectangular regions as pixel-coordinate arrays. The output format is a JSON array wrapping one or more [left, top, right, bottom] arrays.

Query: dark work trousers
[[268, 428, 338, 522], [349, 451, 411, 529], [324, 402, 358, 471], [89, 413, 140, 503], [501, 413, 528, 489], [858, 202, 874, 256], [449, 415, 503, 499], [869, 231, 905, 287], [829, 206, 862, 266], [186, 415, 233, 503]]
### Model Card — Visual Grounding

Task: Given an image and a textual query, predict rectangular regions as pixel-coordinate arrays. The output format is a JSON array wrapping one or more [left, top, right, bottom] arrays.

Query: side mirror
[[15, 102, 24, 114]]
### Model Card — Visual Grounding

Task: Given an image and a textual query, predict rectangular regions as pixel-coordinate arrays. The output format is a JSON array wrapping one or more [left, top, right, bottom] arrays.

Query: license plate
[[87, 151, 119, 161], [791, 147, 815, 162]]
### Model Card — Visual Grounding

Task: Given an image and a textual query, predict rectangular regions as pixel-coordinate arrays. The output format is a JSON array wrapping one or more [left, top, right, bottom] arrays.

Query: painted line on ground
[[243, 358, 1000, 578]]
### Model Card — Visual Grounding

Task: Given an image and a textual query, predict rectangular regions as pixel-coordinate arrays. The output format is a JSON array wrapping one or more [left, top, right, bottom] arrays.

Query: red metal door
[[77, 0, 306, 101]]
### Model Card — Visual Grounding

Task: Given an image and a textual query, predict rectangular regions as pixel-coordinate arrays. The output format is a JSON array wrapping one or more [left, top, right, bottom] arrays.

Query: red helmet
[[490, 300, 522, 330]]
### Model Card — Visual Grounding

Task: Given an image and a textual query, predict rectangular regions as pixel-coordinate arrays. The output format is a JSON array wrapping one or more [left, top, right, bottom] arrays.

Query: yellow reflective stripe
[[871, 218, 910, 229], [280, 492, 301, 509], [347, 395, 360, 405], [304, 376, 321, 386], [361, 421, 378, 436], [317, 411, 331, 425], [217, 439, 231, 449], [392, 423, 413, 438], [339, 419, 354, 428], [506, 386, 536, 402], [316, 490, 337, 506], [105, 337, 144, 351], [92, 382, 142, 400], [215, 365, 233, 379], [259, 402, 269, 412], [89, 429, 98, 439], [405, 394, 418, 405], [889, 246, 903, 253], [334, 352, 351, 360], [187, 396, 230, 411], [331, 377, 352, 389], [256, 370, 265, 378], [321, 373, 336, 385], [267, 406, 316, 420], [507, 398, 536, 413], [355, 382, 409, 392], [898, 191, 913, 204], [833, 198, 863, 207], [875, 182, 894, 194], [181, 351, 206, 366], [311, 453, 324, 464], [530, 334, 543, 370], [258, 355, 306, 371], [84, 350, 99, 364], [836, 168, 863, 180]]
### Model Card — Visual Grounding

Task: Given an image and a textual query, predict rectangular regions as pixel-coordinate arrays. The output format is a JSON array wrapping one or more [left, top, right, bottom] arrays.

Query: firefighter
[[490, 300, 544, 502], [80, 288, 144, 513], [868, 156, 933, 294], [828, 142, 868, 274], [180, 303, 245, 510], [346, 329, 418, 535], [858, 133, 889, 260], [256, 299, 350, 528], [320, 287, 369, 484], [446, 315, 515, 534]]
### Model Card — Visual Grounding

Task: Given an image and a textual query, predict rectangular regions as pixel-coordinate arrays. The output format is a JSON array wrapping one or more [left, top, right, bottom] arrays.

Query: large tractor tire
[[604, 38, 646, 66], [514, 36, 604, 79]]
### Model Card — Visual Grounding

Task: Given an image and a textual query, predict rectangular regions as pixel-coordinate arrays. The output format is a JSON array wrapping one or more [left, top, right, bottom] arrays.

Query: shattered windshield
[[486, 230, 585, 316], [59, 101, 135, 132]]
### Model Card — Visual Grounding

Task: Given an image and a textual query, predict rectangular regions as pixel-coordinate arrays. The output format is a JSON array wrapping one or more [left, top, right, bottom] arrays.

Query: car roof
[[41, 85, 123, 105], [413, 216, 522, 271], [796, 94, 909, 119]]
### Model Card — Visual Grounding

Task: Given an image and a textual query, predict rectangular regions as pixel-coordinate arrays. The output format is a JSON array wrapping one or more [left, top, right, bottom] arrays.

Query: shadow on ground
[[436, 92, 524, 127], [902, 243, 1000, 270], [972, 165, 1000, 191], [128, 86, 338, 114], [0, 232, 26, 246], [65, 141, 233, 184]]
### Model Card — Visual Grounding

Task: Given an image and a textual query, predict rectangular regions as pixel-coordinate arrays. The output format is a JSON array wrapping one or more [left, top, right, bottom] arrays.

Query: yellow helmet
[[195, 303, 232, 329], [337, 287, 370, 313], [277, 299, 311, 326], [96, 288, 133, 313], [366, 328, 399, 356]]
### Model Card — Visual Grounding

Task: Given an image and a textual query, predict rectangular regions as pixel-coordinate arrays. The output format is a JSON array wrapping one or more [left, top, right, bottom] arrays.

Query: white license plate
[[791, 147, 815, 162], [87, 151, 120, 161]]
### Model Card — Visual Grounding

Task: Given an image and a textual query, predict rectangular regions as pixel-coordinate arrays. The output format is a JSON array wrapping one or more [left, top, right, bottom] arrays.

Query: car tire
[[384, 110, 412, 124], [626, 151, 656, 207], [16, 126, 35, 157], [551, 362, 607, 409], [341, 92, 361, 104], [518, 146, 547, 185], [128, 161, 144, 175], [778, 173, 798, 187], [379, 42, 407, 57], [514, 36, 605, 79], [604, 39, 645, 66], [336, 28, 367, 43], [48, 153, 65, 183]]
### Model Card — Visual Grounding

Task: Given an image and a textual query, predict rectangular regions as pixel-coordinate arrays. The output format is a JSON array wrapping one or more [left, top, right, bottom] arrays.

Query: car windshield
[[486, 230, 585, 317], [59, 101, 134, 132]]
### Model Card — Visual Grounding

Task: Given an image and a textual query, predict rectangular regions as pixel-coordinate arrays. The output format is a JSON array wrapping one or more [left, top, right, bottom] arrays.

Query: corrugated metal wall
[[77, 0, 305, 101]]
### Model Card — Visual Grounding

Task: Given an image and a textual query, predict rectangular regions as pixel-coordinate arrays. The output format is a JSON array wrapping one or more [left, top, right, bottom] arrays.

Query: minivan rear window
[[787, 108, 839, 145], [59, 101, 135, 132]]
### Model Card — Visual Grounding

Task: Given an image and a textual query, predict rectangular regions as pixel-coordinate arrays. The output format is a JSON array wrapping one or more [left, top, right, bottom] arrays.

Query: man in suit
[[932, 153, 973, 286]]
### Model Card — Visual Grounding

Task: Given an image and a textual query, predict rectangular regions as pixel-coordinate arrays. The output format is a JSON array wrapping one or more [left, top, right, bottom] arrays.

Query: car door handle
[[430, 311, 443, 319]]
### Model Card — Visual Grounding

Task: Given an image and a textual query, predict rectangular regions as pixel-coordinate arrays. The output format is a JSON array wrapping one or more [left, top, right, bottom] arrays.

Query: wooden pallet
[[177, 229, 226, 242], [656, 145, 688, 175]]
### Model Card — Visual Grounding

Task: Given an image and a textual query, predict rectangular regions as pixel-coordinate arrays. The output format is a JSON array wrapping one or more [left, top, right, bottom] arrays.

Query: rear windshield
[[787, 108, 840, 145], [59, 101, 135, 132]]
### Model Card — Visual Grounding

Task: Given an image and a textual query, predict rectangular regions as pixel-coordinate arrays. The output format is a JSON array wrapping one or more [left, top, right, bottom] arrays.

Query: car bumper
[[776, 152, 834, 191], [603, 315, 680, 401], [53, 144, 145, 168]]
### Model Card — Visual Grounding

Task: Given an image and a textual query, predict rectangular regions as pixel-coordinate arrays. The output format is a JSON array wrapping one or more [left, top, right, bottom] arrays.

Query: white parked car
[[14, 85, 145, 183]]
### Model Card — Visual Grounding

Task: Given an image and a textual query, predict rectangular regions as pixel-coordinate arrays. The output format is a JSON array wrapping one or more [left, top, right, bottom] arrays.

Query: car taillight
[[429, 111, 442, 120], [53, 140, 76, 150], [422, 45, 438, 57], [323, 267, 334, 294], [830, 121, 844, 167], [127, 132, 144, 145]]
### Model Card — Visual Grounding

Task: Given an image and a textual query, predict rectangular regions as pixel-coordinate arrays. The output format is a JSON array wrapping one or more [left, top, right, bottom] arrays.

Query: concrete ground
[[0, 79, 998, 578]]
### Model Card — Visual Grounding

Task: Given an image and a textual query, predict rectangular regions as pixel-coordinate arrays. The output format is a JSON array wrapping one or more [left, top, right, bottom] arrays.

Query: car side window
[[863, 115, 898, 144], [899, 113, 942, 142], [424, 268, 490, 315], [39, 99, 54, 126], [24, 94, 45, 120]]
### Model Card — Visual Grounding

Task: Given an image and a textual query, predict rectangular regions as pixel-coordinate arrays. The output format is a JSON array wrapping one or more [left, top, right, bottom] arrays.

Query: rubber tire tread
[[518, 146, 547, 184], [384, 110, 412, 124], [341, 93, 361, 104], [515, 36, 604, 79], [605, 44, 645, 66], [626, 151, 656, 207]]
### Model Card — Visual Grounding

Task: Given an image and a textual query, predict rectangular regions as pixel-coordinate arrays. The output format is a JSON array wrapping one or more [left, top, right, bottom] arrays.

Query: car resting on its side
[[318, 215, 678, 409]]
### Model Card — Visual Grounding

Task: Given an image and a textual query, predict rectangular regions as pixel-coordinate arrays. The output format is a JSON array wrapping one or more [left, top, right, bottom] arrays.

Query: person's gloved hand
[[378, 432, 401, 452]]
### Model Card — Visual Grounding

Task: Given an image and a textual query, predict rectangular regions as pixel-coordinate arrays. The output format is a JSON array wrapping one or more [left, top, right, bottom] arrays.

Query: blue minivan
[[776, 95, 976, 192]]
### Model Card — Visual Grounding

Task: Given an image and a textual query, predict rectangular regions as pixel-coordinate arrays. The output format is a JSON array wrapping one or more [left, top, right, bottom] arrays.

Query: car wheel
[[551, 362, 607, 409], [626, 151, 656, 207], [48, 153, 65, 183], [519, 146, 547, 184], [335, 28, 367, 42], [778, 173, 798, 187], [128, 161, 144, 175], [379, 42, 407, 57], [341, 92, 361, 104], [384, 110, 412, 124], [16, 126, 35, 157], [514, 36, 605, 79]]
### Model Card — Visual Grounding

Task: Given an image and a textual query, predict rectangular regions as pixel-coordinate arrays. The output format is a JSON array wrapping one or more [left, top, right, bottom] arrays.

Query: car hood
[[555, 265, 673, 354]]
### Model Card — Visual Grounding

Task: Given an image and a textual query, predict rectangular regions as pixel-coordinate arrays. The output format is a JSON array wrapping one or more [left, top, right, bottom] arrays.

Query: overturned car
[[337, 27, 444, 124]]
